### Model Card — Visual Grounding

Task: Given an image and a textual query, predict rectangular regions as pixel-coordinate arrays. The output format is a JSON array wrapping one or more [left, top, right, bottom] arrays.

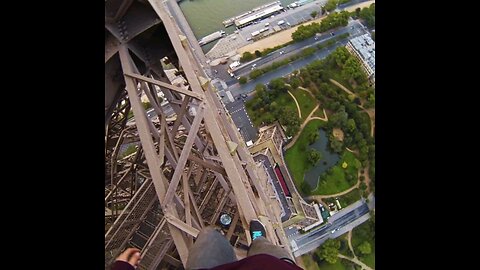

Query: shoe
[[249, 219, 266, 240]]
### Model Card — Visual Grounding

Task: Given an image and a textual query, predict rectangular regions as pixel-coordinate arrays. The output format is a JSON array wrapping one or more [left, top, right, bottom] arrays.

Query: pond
[[304, 129, 340, 189]]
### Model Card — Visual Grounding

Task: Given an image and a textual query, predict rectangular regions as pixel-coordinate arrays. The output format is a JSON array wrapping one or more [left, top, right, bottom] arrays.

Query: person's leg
[[247, 220, 294, 261], [186, 226, 237, 270], [247, 236, 293, 260]]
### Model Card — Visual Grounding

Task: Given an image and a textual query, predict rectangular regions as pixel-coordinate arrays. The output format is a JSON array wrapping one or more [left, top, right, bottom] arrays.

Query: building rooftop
[[348, 33, 375, 74]]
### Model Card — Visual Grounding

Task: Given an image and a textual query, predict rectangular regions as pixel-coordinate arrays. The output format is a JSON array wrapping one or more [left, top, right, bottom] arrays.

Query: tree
[[330, 47, 350, 68], [307, 149, 322, 165], [238, 76, 247, 85], [311, 11, 318, 18], [254, 50, 262, 57], [365, 93, 375, 108], [359, 4, 375, 28], [279, 107, 300, 137], [240, 51, 255, 62], [289, 76, 301, 89], [318, 239, 341, 264], [330, 138, 344, 153], [355, 7, 361, 17], [308, 130, 320, 144], [269, 78, 288, 93], [346, 118, 356, 133], [343, 57, 366, 82], [249, 69, 264, 80], [360, 182, 367, 191], [358, 241, 372, 255], [142, 101, 152, 110], [324, 0, 338, 12]]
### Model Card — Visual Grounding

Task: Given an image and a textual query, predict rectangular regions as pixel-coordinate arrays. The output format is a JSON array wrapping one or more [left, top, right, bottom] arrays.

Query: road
[[205, 0, 326, 59], [218, 20, 367, 104], [224, 99, 257, 143], [205, 0, 372, 60], [232, 20, 364, 79], [289, 198, 372, 257]]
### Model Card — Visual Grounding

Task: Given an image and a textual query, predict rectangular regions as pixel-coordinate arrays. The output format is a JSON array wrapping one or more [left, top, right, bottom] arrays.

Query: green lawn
[[338, 188, 361, 208], [285, 119, 326, 188], [351, 220, 375, 269], [301, 255, 319, 270], [245, 91, 297, 127], [338, 233, 354, 258], [313, 151, 361, 195], [291, 88, 316, 122], [303, 256, 356, 270], [313, 107, 326, 118], [317, 260, 348, 270]]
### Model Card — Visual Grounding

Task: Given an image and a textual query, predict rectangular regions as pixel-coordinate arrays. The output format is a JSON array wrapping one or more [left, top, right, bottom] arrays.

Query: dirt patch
[[333, 128, 344, 141], [343, 0, 375, 12]]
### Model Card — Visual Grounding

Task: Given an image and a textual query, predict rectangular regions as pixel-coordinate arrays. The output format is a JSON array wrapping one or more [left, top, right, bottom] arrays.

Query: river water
[[179, 0, 296, 51]]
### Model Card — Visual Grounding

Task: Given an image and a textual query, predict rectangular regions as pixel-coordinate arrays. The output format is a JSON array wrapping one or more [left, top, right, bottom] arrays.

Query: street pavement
[[206, 0, 326, 59], [232, 20, 364, 78], [219, 20, 367, 104], [224, 99, 257, 143], [286, 198, 372, 257]]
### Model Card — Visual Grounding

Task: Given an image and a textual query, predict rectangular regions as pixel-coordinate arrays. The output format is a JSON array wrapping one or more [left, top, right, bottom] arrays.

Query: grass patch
[[285, 119, 326, 188], [338, 232, 354, 258], [245, 91, 297, 127], [302, 253, 356, 270], [313, 151, 360, 195], [313, 107, 326, 118], [338, 188, 361, 208], [317, 259, 348, 270], [351, 220, 375, 268], [301, 254, 319, 270], [291, 88, 317, 122]]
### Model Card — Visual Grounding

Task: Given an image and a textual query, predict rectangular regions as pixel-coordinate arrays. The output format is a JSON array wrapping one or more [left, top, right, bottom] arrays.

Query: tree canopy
[[318, 239, 341, 264], [307, 149, 322, 165]]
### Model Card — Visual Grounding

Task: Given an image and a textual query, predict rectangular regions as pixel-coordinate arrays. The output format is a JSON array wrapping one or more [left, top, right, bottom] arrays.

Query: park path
[[284, 103, 325, 149], [329, 79, 375, 137], [306, 178, 359, 201], [284, 86, 330, 150], [338, 254, 373, 270], [288, 90, 302, 119], [347, 230, 356, 257]]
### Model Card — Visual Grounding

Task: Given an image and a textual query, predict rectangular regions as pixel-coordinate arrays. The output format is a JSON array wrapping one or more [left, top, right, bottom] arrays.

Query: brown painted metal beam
[[148, 0, 258, 226], [163, 105, 204, 205], [119, 46, 190, 265], [124, 72, 203, 100], [188, 154, 226, 176], [226, 211, 239, 240], [164, 209, 200, 238]]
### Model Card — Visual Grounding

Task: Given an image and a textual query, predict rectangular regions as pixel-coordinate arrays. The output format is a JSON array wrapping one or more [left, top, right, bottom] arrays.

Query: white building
[[346, 33, 375, 84]]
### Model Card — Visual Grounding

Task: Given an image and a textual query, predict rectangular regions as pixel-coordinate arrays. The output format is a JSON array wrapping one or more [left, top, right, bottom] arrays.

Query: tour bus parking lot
[[233, 2, 325, 45]]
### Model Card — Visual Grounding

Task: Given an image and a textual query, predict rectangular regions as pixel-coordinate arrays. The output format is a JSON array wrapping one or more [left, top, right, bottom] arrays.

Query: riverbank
[[238, 0, 375, 54]]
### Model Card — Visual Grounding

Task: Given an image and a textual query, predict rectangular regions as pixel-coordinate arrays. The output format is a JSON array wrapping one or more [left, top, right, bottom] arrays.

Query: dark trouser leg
[[186, 227, 237, 270], [247, 236, 293, 260]]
